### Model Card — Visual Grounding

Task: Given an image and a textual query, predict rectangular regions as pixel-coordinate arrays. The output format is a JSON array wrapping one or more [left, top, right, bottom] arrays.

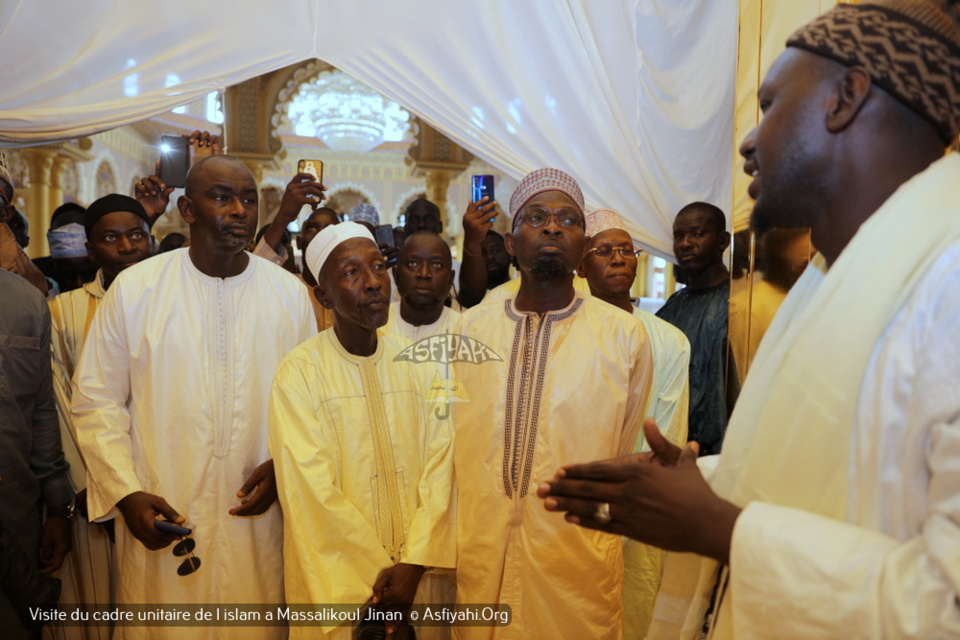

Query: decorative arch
[[92, 153, 120, 199], [325, 182, 380, 221]]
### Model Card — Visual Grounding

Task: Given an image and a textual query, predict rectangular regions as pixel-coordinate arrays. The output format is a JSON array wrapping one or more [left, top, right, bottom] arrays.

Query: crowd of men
[[1, 1, 958, 638]]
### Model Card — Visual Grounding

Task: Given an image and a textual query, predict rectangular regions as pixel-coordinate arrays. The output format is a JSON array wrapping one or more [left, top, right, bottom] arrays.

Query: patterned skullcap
[[0, 150, 13, 205], [305, 221, 376, 279], [585, 209, 626, 237], [349, 203, 380, 227], [509, 168, 585, 228], [787, 0, 960, 142]]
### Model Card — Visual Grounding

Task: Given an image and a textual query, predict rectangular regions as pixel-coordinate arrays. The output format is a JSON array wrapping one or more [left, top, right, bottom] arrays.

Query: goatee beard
[[529, 256, 568, 278]]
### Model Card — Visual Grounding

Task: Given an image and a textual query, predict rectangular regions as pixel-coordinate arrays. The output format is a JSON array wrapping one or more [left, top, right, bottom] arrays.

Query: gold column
[[424, 170, 455, 226], [50, 156, 69, 215], [406, 118, 474, 231], [22, 148, 57, 257]]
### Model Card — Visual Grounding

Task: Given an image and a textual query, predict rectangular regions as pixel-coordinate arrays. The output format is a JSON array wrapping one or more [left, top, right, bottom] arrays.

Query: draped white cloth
[[0, 0, 740, 256]]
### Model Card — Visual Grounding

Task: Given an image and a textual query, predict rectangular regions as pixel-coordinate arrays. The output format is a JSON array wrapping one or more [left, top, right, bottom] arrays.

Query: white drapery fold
[[0, 1, 739, 254]]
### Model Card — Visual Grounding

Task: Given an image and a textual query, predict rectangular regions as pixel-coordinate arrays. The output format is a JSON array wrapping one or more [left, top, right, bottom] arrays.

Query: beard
[[529, 256, 569, 278]]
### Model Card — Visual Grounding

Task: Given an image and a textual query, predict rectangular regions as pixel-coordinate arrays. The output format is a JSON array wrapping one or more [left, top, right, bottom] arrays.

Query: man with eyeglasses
[[655, 202, 739, 456], [453, 169, 653, 639], [73, 156, 315, 639], [576, 208, 690, 638]]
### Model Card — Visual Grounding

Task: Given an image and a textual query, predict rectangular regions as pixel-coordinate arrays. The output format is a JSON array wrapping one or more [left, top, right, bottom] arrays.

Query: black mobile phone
[[297, 159, 323, 184], [158, 135, 190, 188], [154, 520, 192, 537], [472, 175, 495, 222], [374, 224, 397, 268]]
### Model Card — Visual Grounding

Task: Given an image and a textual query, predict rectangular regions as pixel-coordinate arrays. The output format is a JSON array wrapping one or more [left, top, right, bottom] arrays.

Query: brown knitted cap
[[787, 1, 960, 142]]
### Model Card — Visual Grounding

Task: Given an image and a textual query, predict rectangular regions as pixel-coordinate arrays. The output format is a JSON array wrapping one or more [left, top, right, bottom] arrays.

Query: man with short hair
[[541, 2, 960, 637], [481, 230, 511, 290], [403, 197, 442, 236], [454, 168, 653, 639], [268, 222, 455, 639], [48, 194, 153, 637], [656, 201, 738, 455], [384, 230, 460, 342], [576, 208, 690, 639], [74, 155, 315, 639]]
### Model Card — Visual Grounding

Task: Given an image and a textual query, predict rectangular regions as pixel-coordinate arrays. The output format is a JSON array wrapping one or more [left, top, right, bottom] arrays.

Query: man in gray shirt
[[0, 267, 73, 637]]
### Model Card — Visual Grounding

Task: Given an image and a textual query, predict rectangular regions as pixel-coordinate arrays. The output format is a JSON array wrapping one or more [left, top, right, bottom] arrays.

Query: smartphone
[[472, 175, 495, 205], [472, 175, 496, 222], [154, 520, 192, 537], [158, 135, 190, 188], [297, 159, 323, 184], [374, 224, 397, 268]]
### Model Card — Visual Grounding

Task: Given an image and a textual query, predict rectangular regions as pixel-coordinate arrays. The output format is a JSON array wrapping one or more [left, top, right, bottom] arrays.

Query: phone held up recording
[[472, 174, 496, 222]]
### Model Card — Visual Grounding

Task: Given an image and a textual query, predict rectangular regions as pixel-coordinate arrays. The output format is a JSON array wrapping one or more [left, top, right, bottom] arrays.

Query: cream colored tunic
[[454, 293, 652, 640], [48, 270, 112, 640], [73, 250, 315, 640], [268, 330, 456, 638], [382, 301, 461, 343]]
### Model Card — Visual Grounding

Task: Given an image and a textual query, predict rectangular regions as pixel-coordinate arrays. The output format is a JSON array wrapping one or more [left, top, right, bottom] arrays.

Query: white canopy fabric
[[0, 1, 826, 254]]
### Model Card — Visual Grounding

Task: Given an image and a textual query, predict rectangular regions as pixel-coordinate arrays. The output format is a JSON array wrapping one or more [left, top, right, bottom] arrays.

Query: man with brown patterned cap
[[541, 1, 960, 637], [454, 168, 653, 639]]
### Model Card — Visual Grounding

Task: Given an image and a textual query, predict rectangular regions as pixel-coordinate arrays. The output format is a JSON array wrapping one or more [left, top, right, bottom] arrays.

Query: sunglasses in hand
[[154, 520, 202, 576]]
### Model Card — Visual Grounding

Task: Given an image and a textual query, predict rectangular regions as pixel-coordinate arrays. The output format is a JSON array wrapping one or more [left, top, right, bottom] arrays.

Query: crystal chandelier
[[288, 70, 409, 151]]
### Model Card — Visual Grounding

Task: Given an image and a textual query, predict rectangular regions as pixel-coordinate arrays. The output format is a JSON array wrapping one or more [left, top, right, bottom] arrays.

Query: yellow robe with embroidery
[[268, 330, 456, 639], [454, 293, 652, 640], [47, 270, 113, 640]]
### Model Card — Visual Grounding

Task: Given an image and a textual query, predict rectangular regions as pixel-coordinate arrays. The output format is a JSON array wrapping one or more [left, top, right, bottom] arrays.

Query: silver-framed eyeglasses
[[586, 246, 641, 259], [519, 211, 584, 228]]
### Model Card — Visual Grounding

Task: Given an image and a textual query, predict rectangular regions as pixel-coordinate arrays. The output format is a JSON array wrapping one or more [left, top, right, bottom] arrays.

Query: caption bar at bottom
[[31, 603, 512, 627]]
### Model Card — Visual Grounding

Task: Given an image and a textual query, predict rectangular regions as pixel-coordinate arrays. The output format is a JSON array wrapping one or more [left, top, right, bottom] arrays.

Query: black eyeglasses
[[586, 246, 641, 259], [519, 211, 584, 228], [155, 520, 202, 576]]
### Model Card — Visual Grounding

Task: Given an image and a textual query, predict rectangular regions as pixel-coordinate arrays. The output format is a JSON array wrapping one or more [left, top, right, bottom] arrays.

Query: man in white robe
[[73, 156, 315, 640], [540, 2, 960, 637], [268, 223, 455, 639], [455, 169, 653, 639]]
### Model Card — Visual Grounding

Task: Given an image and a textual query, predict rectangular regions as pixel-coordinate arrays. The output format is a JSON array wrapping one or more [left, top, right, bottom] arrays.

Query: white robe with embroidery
[[73, 249, 315, 640]]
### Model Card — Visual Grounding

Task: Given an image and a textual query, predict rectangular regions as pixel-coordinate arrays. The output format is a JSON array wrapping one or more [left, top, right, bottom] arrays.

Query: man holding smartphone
[[74, 155, 315, 639]]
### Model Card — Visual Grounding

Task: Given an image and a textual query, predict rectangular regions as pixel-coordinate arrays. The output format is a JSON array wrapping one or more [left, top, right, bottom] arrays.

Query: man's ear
[[575, 260, 587, 279], [826, 67, 871, 134], [504, 231, 516, 258], [392, 265, 400, 289], [719, 230, 731, 252], [314, 283, 335, 310], [84, 241, 97, 265], [177, 195, 195, 225]]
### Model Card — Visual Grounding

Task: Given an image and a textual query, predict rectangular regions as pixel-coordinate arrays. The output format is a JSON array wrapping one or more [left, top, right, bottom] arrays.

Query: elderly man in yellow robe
[[576, 208, 690, 639], [73, 156, 315, 640], [454, 169, 653, 639], [268, 222, 456, 640], [48, 194, 154, 639]]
